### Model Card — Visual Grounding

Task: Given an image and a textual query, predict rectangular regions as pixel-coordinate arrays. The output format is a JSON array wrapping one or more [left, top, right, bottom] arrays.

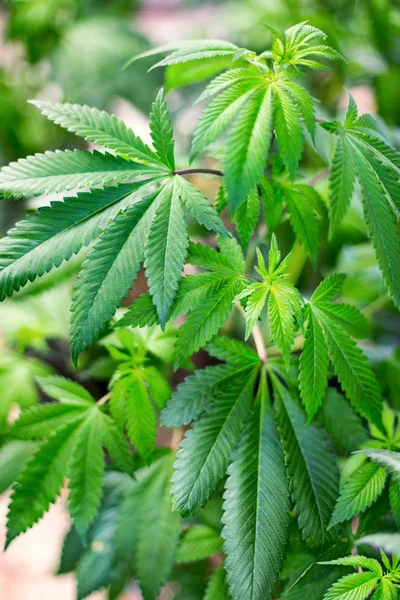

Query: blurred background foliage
[[0, 0, 399, 596]]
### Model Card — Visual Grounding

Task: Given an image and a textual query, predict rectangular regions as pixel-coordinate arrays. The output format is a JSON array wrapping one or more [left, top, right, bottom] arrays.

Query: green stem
[[362, 293, 391, 318], [237, 304, 267, 363], [287, 240, 307, 284]]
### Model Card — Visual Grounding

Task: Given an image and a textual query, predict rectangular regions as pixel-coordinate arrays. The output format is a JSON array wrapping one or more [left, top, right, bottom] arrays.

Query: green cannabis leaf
[[320, 551, 400, 600], [299, 273, 382, 423], [6, 376, 133, 545], [237, 235, 303, 368], [322, 94, 400, 308]]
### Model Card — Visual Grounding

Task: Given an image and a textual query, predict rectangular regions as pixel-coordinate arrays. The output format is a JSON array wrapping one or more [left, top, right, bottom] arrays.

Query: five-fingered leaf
[[237, 236, 303, 369], [262, 22, 344, 70], [6, 376, 133, 546], [320, 551, 400, 600]]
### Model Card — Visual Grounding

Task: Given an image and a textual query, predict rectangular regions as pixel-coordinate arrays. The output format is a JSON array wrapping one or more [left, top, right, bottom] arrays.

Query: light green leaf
[[9, 402, 88, 440], [268, 285, 296, 369], [311, 273, 346, 304], [329, 461, 387, 528], [31, 101, 167, 170], [357, 449, 400, 483], [176, 525, 223, 563], [0, 150, 155, 200], [372, 578, 398, 600], [114, 293, 159, 329], [323, 572, 379, 600], [320, 555, 382, 577], [283, 80, 316, 141], [191, 81, 260, 162], [145, 179, 188, 327], [36, 375, 94, 405], [242, 283, 269, 340], [206, 335, 260, 365], [0, 440, 38, 495], [195, 68, 258, 103], [149, 88, 175, 170], [224, 87, 273, 212], [131, 40, 239, 70], [204, 564, 231, 600], [174, 277, 244, 368], [122, 372, 157, 461], [173, 272, 228, 317], [187, 238, 244, 276]]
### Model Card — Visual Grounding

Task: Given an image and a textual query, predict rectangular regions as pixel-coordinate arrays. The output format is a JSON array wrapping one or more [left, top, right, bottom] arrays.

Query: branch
[[97, 392, 111, 406], [173, 168, 223, 177], [237, 304, 267, 363], [308, 167, 330, 186]]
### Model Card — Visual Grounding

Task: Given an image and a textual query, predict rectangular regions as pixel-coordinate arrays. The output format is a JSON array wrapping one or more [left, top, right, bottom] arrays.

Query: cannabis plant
[[0, 21, 399, 600]]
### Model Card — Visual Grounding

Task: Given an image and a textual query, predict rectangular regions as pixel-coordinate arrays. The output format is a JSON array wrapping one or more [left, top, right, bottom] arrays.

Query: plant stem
[[252, 321, 268, 363], [237, 304, 267, 363], [308, 166, 330, 186], [362, 293, 391, 318], [170, 427, 184, 449], [173, 168, 223, 177], [97, 392, 111, 406]]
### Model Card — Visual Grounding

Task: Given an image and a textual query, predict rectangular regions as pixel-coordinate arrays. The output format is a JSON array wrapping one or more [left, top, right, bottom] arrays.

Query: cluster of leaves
[[320, 552, 400, 599], [107, 327, 172, 462], [0, 18, 399, 600], [330, 404, 400, 531]]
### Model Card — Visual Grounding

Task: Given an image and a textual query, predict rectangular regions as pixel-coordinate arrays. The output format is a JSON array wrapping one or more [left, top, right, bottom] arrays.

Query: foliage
[[320, 551, 400, 599], [0, 15, 399, 600]]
